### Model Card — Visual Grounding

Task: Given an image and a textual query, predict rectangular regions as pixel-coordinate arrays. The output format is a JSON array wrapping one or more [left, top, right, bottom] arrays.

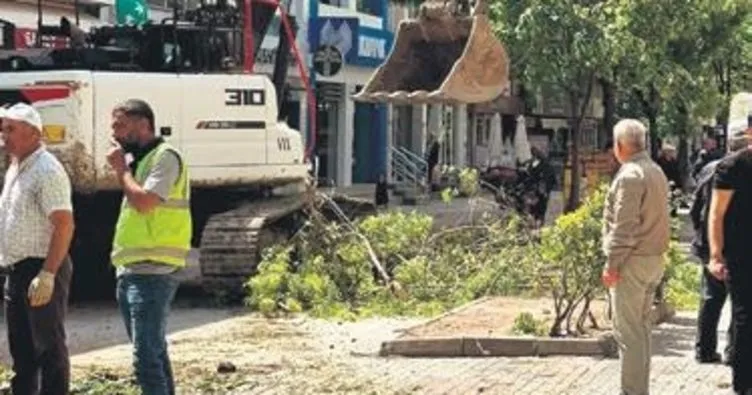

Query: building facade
[[306, 0, 393, 186], [0, 0, 110, 49]]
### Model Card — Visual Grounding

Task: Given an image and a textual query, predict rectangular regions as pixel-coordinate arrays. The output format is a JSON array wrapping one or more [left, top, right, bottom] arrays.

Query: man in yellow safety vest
[[106, 98, 191, 395]]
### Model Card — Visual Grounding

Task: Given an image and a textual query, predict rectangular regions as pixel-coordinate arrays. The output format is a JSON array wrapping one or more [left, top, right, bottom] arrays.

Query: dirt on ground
[[0, 303, 423, 394], [399, 296, 613, 339]]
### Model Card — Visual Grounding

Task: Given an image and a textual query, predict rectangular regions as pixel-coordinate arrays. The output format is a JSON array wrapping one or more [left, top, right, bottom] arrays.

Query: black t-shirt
[[713, 148, 752, 261]]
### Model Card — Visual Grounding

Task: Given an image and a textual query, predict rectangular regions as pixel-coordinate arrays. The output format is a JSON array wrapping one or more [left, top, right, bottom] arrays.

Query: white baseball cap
[[0, 103, 43, 132]]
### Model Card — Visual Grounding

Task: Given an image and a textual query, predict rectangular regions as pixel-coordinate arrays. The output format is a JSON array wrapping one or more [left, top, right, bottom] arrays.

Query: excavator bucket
[[352, 0, 510, 105]]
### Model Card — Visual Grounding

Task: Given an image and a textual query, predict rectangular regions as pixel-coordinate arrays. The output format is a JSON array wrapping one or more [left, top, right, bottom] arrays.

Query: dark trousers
[[3, 257, 72, 395], [727, 261, 752, 393], [695, 264, 734, 359]]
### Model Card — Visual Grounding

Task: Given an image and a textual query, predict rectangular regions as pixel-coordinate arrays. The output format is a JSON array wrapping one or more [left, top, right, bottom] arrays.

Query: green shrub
[[438, 166, 480, 198], [246, 209, 538, 320], [458, 167, 480, 197], [532, 183, 609, 336], [664, 241, 700, 311], [512, 312, 548, 336], [244, 179, 696, 330]]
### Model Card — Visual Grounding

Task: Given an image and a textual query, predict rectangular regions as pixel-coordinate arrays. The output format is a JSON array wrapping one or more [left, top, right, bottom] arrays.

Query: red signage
[[13, 28, 69, 49]]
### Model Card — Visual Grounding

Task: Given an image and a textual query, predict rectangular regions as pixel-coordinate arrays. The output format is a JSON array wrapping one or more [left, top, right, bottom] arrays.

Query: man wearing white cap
[[0, 102, 75, 395]]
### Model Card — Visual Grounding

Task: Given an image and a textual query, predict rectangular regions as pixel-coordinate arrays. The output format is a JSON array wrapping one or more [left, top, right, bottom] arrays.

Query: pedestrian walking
[[426, 139, 440, 190], [374, 173, 390, 208], [601, 119, 670, 395], [692, 136, 722, 181], [689, 128, 749, 365], [0, 102, 75, 395], [107, 99, 192, 395], [707, 116, 752, 395]]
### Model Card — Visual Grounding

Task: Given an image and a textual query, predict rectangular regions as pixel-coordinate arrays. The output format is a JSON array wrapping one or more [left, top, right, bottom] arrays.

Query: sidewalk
[[338, 308, 734, 395]]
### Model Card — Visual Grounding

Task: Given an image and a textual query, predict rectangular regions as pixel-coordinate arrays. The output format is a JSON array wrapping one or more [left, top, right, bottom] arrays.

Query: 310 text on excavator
[[225, 88, 266, 106]]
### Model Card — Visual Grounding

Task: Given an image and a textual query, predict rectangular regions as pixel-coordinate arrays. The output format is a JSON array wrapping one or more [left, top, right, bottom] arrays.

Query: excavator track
[[199, 195, 304, 302], [198, 192, 377, 303]]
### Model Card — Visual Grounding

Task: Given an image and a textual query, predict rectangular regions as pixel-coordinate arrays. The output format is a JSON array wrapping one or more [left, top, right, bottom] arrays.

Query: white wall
[[336, 82, 355, 186]]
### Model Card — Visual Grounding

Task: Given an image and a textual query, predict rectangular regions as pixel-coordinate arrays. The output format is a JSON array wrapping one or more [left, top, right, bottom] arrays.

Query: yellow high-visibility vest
[[111, 142, 192, 268]]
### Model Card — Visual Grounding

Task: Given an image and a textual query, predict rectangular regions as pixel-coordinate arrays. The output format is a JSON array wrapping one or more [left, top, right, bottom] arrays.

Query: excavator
[[0, 0, 332, 301], [0, 0, 512, 301]]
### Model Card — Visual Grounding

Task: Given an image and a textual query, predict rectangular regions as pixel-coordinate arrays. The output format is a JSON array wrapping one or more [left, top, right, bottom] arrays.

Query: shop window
[[357, 0, 382, 16]]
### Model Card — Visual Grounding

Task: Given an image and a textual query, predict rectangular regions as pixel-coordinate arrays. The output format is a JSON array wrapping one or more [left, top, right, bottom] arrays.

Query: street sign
[[312, 45, 343, 77], [115, 0, 149, 26]]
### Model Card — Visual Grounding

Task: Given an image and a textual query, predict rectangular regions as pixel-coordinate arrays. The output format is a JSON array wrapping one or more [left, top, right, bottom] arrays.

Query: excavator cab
[[352, 0, 510, 105]]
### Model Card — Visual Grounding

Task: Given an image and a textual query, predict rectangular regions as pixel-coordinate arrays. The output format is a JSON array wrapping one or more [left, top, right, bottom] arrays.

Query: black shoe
[[696, 352, 722, 364]]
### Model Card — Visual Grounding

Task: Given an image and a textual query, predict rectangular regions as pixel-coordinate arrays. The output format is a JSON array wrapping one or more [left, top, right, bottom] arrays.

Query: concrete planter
[[381, 301, 676, 359], [381, 333, 619, 358]]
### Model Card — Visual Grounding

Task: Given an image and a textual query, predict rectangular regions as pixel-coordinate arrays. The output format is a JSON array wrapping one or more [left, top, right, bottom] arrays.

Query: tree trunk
[[567, 113, 582, 212], [676, 104, 690, 190], [576, 295, 592, 334], [635, 86, 661, 159], [601, 78, 616, 144], [647, 86, 660, 159], [565, 76, 595, 212], [550, 300, 575, 337]]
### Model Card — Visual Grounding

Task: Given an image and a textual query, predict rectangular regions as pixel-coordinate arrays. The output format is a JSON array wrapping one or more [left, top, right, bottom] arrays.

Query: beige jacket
[[602, 151, 670, 270]]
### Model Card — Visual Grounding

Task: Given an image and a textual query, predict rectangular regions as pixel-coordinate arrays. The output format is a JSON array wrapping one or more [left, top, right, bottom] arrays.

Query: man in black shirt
[[690, 129, 749, 364], [708, 118, 752, 395]]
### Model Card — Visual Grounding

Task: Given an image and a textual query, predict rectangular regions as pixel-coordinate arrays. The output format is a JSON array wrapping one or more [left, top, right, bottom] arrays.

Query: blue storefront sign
[[308, 17, 394, 68]]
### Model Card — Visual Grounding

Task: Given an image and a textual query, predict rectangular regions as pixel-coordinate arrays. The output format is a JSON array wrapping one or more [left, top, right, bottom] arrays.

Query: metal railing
[[390, 146, 425, 187], [389, 146, 431, 204], [395, 146, 428, 174]]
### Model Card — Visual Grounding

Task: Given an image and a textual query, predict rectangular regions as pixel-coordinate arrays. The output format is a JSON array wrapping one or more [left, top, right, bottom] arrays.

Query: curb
[[380, 334, 618, 359], [381, 301, 677, 359]]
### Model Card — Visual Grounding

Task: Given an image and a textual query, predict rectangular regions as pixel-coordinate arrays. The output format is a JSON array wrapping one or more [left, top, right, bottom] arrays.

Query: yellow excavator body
[[352, 0, 510, 105]]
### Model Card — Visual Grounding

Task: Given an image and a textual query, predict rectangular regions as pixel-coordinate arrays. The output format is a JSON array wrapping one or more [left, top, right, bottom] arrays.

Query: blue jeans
[[116, 274, 179, 395]]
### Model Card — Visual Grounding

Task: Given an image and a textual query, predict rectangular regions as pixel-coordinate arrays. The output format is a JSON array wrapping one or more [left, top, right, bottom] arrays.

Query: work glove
[[28, 270, 56, 307]]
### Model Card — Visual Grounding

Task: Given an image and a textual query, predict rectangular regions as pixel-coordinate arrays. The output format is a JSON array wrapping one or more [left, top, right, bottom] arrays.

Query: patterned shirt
[[0, 146, 73, 267]]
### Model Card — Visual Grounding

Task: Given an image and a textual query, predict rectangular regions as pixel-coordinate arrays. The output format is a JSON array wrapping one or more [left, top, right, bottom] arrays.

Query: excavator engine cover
[[353, 0, 510, 105]]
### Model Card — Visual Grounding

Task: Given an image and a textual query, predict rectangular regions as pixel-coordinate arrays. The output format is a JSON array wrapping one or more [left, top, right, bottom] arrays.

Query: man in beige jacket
[[602, 119, 670, 395]]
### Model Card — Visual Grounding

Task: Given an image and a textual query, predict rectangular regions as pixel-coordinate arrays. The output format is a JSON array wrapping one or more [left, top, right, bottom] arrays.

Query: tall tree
[[493, 0, 615, 211], [609, 0, 752, 154]]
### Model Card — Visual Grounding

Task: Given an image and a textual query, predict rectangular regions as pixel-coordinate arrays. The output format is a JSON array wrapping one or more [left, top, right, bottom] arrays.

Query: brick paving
[[282, 308, 736, 395], [273, 234, 737, 395], [4, 212, 731, 394], [1, 302, 732, 395]]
